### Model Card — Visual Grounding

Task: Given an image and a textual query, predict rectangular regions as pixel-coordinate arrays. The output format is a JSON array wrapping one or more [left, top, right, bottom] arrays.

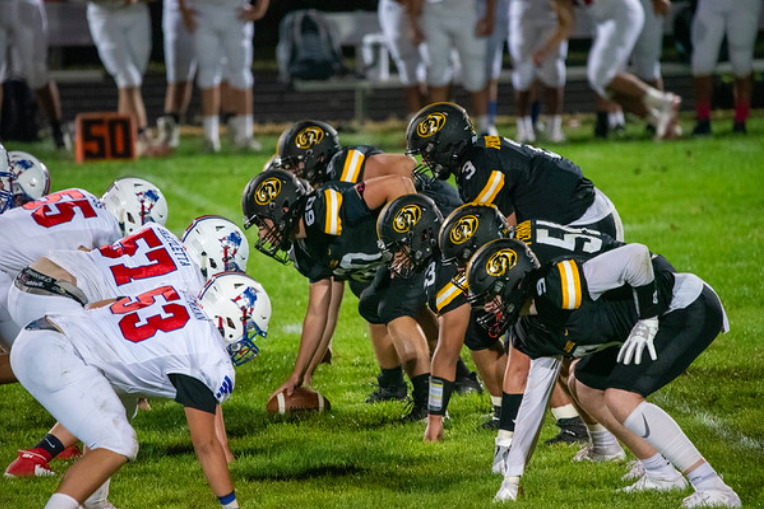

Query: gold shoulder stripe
[[557, 260, 582, 310], [436, 282, 463, 312], [340, 150, 365, 183], [475, 170, 505, 205], [323, 189, 343, 235]]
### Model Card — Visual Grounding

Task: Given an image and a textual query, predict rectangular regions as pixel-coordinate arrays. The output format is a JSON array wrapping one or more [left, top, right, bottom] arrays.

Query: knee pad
[[512, 61, 535, 91], [226, 69, 253, 91], [538, 58, 566, 89], [93, 422, 139, 461]]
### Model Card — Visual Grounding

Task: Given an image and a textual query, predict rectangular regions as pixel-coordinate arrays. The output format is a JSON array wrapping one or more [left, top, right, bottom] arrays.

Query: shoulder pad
[[542, 259, 585, 310]]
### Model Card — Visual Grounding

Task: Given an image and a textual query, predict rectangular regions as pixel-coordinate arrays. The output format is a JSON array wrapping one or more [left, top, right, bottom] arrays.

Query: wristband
[[428, 376, 454, 416], [632, 281, 658, 319], [219, 491, 238, 508]]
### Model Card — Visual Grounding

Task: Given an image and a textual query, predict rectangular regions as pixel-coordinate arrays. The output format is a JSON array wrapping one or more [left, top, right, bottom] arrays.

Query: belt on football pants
[[14, 267, 88, 306], [24, 316, 64, 334]]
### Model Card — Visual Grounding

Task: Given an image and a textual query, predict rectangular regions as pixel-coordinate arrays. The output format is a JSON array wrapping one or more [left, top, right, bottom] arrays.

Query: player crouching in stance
[[466, 239, 740, 507], [10, 273, 270, 509]]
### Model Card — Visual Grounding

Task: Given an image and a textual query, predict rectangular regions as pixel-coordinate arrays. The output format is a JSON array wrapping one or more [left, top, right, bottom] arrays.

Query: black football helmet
[[241, 169, 309, 264], [466, 238, 540, 337], [276, 120, 341, 186], [405, 102, 475, 180], [377, 194, 443, 279], [439, 203, 510, 268]]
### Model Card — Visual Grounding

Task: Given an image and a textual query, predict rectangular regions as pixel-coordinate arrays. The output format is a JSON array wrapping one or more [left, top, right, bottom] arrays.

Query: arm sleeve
[[582, 243, 658, 317], [169, 373, 218, 415], [504, 356, 562, 478]]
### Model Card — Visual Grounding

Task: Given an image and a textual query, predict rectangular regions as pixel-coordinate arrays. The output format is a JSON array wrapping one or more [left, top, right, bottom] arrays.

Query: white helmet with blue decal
[[182, 215, 250, 280], [101, 177, 168, 235]]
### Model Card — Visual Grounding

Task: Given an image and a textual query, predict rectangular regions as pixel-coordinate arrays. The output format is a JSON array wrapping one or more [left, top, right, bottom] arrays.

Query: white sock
[[44, 493, 79, 509], [491, 395, 502, 407], [203, 116, 219, 143], [551, 404, 578, 421], [643, 87, 668, 110], [477, 115, 490, 135], [497, 429, 514, 441], [624, 401, 704, 473], [515, 118, 526, 138], [641, 452, 677, 478], [585, 423, 621, 452], [235, 114, 253, 142], [549, 115, 563, 133], [687, 461, 724, 491]]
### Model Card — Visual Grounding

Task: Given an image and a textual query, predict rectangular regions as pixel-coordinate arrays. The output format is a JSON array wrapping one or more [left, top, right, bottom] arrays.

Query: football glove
[[618, 317, 660, 365], [494, 476, 521, 502], [492, 436, 512, 475]]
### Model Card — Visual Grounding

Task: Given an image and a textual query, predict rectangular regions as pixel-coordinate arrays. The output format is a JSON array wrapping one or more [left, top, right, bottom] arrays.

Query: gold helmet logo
[[449, 215, 478, 245], [393, 204, 422, 233], [416, 113, 447, 138], [254, 177, 281, 205], [295, 127, 324, 149], [486, 249, 518, 277]]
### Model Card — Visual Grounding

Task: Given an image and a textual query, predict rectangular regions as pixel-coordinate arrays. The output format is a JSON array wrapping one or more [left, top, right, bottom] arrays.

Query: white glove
[[618, 317, 659, 365], [492, 436, 513, 475], [494, 476, 521, 502]]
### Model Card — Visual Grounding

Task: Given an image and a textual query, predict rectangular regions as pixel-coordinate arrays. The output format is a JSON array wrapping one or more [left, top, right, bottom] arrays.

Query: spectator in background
[[410, 0, 496, 136], [379, 0, 429, 121], [691, 0, 762, 135], [179, 0, 269, 153], [512, 0, 568, 143], [0, 0, 67, 149], [87, 0, 170, 156], [482, 0, 509, 136], [157, 0, 198, 148]]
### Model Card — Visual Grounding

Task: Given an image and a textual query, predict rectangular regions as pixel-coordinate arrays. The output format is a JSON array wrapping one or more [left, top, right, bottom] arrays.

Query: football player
[[468, 239, 740, 507], [4, 215, 247, 480], [0, 148, 51, 214], [11, 273, 270, 509], [406, 102, 624, 241], [276, 120, 478, 404], [241, 169, 441, 420], [377, 196, 510, 436]]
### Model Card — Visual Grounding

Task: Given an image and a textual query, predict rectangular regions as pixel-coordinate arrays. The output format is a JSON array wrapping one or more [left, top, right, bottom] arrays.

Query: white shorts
[[378, 0, 427, 86], [631, 0, 664, 83], [586, 0, 644, 97], [691, 0, 762, 77], [8, 0, 49, 89], [483, 0, 510, 81], [7, 283, 84, 341], [509, 0, 567, 90], [190, 0, 254, 90], [569, 188, 624, 242], [0, 270, 22, 350], [87, 2, 151, 88], [163, 0, 197, 83], [11, 329, 138, 460], [421, 0, 488, 91], [11, 328, 139, 460]]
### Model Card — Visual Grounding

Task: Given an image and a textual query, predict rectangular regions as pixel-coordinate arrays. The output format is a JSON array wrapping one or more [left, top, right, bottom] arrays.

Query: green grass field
[[1, 114, 763, 508]]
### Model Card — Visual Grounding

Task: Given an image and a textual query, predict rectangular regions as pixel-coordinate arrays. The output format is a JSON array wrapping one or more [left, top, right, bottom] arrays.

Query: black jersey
[[455, 136, 595, 224], [291, 181, 384, 283], [513, 219, 621, 263], [325, 145, 383, 183], [517, 256, 675, 359], [423, 257, 468, 316]]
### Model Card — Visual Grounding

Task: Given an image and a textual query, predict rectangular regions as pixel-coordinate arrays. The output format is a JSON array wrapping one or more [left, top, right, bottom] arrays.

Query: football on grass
[[266, 387, 331, 415]]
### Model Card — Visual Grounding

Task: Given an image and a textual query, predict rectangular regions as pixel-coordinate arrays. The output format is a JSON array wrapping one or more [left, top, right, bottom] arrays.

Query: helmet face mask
[[198, 272, 271, 367], [241, 170, 308, 264], [101, 177, 168, 236], [182, 215, 250, 280], [377, 194, 443, 280], [439, 203, 510, 269], [406, 102, 475, 180], [277, 120, 341, 186], [466, 238, 540, 337]]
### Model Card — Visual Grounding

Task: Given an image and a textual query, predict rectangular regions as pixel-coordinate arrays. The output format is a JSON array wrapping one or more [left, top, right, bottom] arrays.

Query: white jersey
[[48, 223, 206, 304], [0, 188, 122, 276], [49, 285, 235, 403]]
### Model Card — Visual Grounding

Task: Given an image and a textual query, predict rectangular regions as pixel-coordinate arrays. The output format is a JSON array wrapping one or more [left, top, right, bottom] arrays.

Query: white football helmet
[[0, 144, 12, 214], [101, 177, 168, 235], [8, 151, 51, 207], [198, 272, 271, 366], [182, 215, 250, 280]]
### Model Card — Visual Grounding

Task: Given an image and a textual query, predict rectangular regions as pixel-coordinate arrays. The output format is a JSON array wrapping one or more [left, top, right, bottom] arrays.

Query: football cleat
[[492, 436, 512, 475], [572, 444, 626, 463], [622, 459, 646, 481], [454, 371, 483, 395], [57, 444, 82, 460], [619, 471, 688, 493], [732, 121, 747, 134], [681, 485, 742, 508], [365, 382, 408, 404], [480, 406, 501, 431], [157, 115, 181, 148], [4, 450, 56, 478], [401, 401, 428, 422], [545, 416, 588, 446], [653, 93, 681, 141]]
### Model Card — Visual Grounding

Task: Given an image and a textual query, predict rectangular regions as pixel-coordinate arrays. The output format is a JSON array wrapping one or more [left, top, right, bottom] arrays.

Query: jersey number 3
[[110, 286, 190, 342]]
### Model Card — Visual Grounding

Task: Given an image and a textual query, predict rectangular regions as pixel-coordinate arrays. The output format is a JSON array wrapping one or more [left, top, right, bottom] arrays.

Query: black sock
[[378, 366, 404, 388], [499, 393, 523, 432], [411, 373, 430, 406], [34, 434, 65, 460], [455, 357, 471, 379]]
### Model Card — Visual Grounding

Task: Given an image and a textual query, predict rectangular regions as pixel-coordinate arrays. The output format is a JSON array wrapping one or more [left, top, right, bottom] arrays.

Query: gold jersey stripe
[[436, 282, 462, 312], [557, 259, 582, 310], [340, 150, 365, 183], [324, 189, 343, 235], [475, 170, 505, 205]]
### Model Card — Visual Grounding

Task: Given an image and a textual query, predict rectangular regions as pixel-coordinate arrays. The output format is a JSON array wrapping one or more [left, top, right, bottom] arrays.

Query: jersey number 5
[[23, 190, 97, 228], [110, 286, 190, 342]]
